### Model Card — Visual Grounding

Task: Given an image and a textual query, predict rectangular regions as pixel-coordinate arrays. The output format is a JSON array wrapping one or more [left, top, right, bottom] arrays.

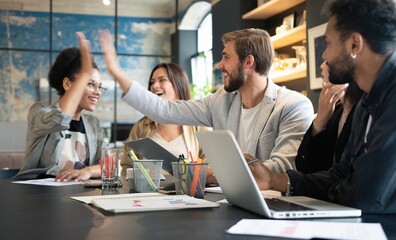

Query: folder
[[124, 138, 179, 174]]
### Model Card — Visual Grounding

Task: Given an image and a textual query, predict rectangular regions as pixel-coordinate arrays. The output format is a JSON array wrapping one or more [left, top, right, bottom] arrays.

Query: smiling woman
[[118, 62, 217, 184], [14, 35, 105, 181], [120, 62, 210, 178]]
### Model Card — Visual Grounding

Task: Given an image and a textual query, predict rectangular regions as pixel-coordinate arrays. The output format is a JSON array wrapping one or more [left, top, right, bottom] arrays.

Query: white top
[[47, 130, 87, 175], [237, 102, 262, 155], [151, 133, 188, 159]]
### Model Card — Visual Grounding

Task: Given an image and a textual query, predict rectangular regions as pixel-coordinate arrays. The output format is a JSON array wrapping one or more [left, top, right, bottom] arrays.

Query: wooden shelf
[[270, 67, 306, 83], [242, 0, 307, 85], [271, 24, 306, 49], [243, 0, 305, 20]]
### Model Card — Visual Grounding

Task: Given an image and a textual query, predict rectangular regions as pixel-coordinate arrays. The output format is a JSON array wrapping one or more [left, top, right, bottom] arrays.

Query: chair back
[[0, 168, 20, 179]]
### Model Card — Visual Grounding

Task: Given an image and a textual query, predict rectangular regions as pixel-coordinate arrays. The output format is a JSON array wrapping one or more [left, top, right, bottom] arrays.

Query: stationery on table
[[172, 154, 207, 198], [128, 150, 158, 192], [227, 219, 387, 240], [188, 151, 203, 197], [71, 192, 219, 213]]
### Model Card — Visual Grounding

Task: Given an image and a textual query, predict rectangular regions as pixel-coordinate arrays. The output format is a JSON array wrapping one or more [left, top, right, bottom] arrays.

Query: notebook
[[196, 130, 362, 219], [71, 193, 219, 213], [124, 138, 179, 174]]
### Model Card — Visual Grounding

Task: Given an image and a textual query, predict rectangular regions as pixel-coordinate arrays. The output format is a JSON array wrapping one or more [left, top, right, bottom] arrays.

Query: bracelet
[[284, 173, 293, 196]]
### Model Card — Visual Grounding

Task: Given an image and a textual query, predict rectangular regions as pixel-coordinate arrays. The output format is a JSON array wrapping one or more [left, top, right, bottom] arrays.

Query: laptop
[[196, 130, 361, 219]]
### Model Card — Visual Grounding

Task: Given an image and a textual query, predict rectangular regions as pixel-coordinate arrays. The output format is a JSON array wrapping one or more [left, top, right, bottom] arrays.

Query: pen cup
[[101, 148, 121, 189], [172, 162, 208, 198], [132, 160, 163, 193]]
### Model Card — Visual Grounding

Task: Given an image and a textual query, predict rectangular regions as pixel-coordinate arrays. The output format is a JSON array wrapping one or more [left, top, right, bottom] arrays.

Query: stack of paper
[[71, 193, 219, 213]]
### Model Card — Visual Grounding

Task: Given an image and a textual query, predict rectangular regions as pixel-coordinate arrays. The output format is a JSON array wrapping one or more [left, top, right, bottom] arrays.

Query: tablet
[[124, 138, 179, 175]]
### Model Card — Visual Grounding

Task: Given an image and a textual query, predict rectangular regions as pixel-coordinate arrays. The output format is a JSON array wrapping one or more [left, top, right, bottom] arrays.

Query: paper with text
[[227, 219, 387, 240]]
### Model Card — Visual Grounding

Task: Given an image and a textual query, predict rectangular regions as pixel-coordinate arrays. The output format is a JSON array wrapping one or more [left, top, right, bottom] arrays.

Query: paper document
[[227, 219, 387, 240], [13, 178, 82, 186], [72, 192, 164, 204], [71, 192, 220, 213]]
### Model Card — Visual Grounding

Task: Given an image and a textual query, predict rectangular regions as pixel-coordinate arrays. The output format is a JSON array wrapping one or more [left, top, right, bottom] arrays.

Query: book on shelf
[[71, 192, 220, 213]]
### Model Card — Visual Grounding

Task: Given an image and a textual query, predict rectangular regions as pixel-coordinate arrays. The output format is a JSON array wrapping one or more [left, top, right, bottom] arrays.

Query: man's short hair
[[322, 0, 396, 55]]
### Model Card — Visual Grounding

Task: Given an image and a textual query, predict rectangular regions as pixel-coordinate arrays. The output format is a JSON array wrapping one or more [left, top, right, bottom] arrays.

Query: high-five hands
[[100, 30, 132, 93]]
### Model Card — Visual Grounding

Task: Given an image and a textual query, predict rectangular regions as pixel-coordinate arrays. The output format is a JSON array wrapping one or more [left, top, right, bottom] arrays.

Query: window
[[0, 0, 177, 143], [191, 13, 213, 99]]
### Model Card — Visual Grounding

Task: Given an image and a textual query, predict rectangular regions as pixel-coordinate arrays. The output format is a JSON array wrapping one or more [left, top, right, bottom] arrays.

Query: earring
[[351, 53, 357, 59]]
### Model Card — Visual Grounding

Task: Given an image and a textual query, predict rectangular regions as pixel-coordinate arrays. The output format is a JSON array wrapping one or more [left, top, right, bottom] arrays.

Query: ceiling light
[[103, 0, 111, 6]]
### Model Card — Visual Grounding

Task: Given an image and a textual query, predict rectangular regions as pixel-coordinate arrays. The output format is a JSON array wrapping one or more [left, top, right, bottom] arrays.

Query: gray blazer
[[14, 102, 104, 179], [123, 79, 314, 172]]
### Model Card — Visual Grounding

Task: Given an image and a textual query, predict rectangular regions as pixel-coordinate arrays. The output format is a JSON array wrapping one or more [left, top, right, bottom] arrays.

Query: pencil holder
[[172, 162, 208, 198], [132, 160, 163, 193]]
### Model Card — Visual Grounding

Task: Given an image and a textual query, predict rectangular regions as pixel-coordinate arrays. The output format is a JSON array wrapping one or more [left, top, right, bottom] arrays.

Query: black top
[[288, 51, 396, 214], [295, 104, 356, 173], [69, 118, 86, 133]]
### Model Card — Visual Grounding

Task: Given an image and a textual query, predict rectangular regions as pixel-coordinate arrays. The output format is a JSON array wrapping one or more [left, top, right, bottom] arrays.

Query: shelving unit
[[271, 24, 307, 83], [243, 0, 305, 20], [271, 24, 306, 49], [271, 67, 306, 83], [243, 0, 307, 83]]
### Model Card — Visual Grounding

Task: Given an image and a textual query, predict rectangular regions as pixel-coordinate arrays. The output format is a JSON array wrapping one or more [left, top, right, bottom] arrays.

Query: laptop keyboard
[[265, 198, 314, 211]]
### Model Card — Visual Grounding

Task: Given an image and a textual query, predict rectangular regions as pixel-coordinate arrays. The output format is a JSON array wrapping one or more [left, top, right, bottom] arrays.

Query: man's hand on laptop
[[244, 153, 288, 194]]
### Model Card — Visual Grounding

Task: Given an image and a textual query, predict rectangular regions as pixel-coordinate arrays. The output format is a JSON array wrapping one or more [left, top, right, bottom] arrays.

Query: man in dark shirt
[[249, 0, 396, 214]]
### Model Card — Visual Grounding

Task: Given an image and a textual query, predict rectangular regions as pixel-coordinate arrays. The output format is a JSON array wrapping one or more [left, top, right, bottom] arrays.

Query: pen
[[247, 159, 259, 165], [184, 152, 203, 197], [189, 151, 195, 163], [190, 157, 203, 197], [128, 150, 139, 162]]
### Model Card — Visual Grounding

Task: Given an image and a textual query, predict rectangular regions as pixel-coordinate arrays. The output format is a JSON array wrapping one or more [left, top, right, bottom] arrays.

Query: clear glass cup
[[101, 148, 121, 189]]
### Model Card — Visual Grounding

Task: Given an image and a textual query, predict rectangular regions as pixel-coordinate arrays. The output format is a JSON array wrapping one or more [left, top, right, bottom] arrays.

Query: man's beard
[[328, 52, 355, 84], [224, 63, 245, 92]]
